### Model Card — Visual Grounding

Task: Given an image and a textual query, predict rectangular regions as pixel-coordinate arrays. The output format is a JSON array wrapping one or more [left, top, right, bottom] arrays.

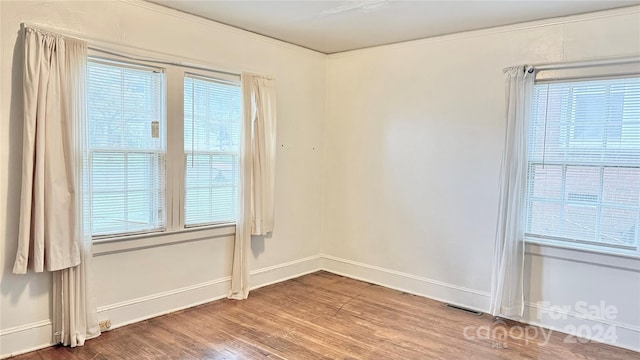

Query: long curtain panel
[[489, 65, 535, 318], [229, 73, 277, 300], [15, 26, 100, 346]]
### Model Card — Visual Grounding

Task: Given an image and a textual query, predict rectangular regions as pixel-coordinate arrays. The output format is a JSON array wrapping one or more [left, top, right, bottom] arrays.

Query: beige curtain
[[229, 73, 277, 300], [490, 65, 535, 318], [14, 26, 100, 346]]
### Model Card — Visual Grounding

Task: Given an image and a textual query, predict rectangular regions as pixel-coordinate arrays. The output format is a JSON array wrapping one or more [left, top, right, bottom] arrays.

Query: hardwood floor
[[12, 271, 638, 359]]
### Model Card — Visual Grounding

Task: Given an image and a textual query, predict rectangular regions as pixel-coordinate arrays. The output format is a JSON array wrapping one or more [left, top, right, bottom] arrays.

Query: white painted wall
[[322, 6, 640, 351], [0, 0, 324, 357]]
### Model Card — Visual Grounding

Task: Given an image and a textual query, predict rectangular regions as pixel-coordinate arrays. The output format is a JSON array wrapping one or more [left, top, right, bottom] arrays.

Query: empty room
[[1, 1, 639, 359]]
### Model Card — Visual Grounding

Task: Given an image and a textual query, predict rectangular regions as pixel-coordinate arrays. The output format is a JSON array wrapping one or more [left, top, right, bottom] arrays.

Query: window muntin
[[526, 77, 640, 250], [183, 74, 241, 227], [87, 59, 166, 237]]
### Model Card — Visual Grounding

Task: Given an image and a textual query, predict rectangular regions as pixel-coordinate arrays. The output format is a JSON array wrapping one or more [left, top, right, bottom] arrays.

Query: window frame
[[524, 74, 640, 258], [86, 51, 242, 245]]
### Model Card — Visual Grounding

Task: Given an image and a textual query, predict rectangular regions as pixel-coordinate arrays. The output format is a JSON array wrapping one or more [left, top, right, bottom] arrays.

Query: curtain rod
[[504, 56, 640, 73], [88, 46, 240, 79], [20, 22, 245, 79]]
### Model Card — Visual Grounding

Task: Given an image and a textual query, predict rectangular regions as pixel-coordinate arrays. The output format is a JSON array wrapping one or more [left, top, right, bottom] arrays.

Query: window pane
[[600, 207, 638, 247], [526, 77, 640, 249], [528, 201, 562, 237], [564, 166, 599, 204], [530, 165, 562, 199], [563, 204, 597, 242], [184, 76, 241, 153], [87, 60, 166, 237], [184, 154, 238, 226], [602, 167, 640, 206], [184, 75, 241, 226]]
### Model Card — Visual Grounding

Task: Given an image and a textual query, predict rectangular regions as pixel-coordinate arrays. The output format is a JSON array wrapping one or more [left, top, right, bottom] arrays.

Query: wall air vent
[[445, 303, 483, 316]]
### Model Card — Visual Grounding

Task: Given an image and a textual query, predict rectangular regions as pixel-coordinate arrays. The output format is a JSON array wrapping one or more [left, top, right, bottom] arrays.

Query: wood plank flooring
[[11, 271, 638, 359]]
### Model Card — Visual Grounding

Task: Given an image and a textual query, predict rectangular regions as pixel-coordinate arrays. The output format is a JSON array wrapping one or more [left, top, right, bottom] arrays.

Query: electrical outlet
[[99, 319, 112, 332]]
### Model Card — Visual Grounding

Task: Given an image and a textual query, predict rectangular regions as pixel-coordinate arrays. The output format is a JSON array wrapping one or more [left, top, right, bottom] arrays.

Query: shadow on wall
[[1, 28, 52, 310], [251, 234, 268, 259]]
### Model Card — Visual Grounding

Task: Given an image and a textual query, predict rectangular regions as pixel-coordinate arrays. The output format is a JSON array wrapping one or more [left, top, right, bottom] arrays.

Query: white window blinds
[[184, 74, 241, 226], [87, 59, 166, 237], [526, 77, 640, 249]]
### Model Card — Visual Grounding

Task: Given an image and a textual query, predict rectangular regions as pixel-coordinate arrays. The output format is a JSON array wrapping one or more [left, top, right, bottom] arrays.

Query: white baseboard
[[251, 255, 321, 290], [0, 255, 321, 359], [320, 254, 490, 312], [523, 301, 640, 352], [98, 255, 321, 330], [4, 254, 638, 357], [96, 277, 232, 330], [0, 320, 54, 359], [320, 254, 640, 353]]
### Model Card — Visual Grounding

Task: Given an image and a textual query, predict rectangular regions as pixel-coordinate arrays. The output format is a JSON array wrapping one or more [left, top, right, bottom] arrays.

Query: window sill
[[525, 237, 640, 272], [92, 223, 236, 256]]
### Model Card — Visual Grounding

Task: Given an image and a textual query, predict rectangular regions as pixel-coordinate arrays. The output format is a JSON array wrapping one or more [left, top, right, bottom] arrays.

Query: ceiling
[[148, 0, 640, 54]]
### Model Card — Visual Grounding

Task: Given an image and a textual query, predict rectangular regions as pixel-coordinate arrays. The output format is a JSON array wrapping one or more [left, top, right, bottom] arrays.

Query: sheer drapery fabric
[[489, 65, 535, 318], [15, 26, 100, 347], [229, 73, 277, 300]]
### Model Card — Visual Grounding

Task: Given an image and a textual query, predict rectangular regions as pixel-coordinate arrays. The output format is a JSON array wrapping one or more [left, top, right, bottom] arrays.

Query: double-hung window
[[525, 74, 640, 253], [184, 75, 241, 226], [86, 57, 241, 239], [87, 59, 166, 237]]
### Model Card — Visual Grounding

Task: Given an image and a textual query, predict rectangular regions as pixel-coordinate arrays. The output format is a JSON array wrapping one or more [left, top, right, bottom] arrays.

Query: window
[[184, 75, 241, 226], [86, 57, 241, 239], [87, 59, 166, 237], [525, 76, 640, 251]]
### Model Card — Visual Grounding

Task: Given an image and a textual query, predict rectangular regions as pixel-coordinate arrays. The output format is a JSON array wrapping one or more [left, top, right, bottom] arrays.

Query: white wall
[[322, 6, 640, 351], [0, 1, 325, 357]]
